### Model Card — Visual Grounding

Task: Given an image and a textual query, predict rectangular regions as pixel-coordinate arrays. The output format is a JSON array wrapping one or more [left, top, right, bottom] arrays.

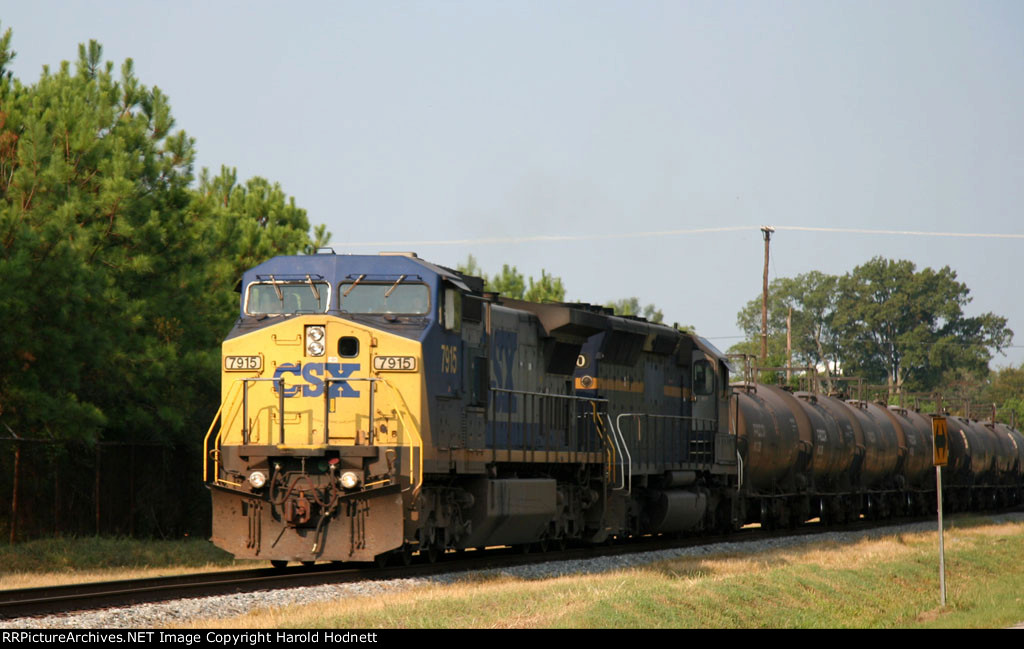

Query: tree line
[[730, 256, 1015, 413]]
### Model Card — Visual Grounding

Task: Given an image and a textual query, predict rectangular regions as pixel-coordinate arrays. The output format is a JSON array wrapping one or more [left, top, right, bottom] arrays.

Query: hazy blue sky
[[4, 1, 1023, 366]]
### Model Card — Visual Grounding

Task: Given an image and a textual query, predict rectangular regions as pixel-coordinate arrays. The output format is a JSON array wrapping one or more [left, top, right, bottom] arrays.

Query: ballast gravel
[[4, 513, 1023, 629]]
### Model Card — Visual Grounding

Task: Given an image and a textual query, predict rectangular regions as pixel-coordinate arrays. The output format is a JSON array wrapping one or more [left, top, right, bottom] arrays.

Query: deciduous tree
[[834, 257, 1012, 395]]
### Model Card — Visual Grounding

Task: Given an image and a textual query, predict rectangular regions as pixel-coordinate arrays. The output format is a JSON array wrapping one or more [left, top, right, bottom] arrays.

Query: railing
[[595, 410, 631, 492], [589, 404, 630, 491], [614, 413, 718, 471], [204, 375, 424, 498], [203, 381, 244, 485], [242, 377, 286, 444], [488, 388, 609, 466], [323, 377, 381, 445]]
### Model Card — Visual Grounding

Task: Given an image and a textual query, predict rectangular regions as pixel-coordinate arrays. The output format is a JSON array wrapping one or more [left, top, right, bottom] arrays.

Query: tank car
[[204, 251, 738, 565], [730, 384, 1024, 528]]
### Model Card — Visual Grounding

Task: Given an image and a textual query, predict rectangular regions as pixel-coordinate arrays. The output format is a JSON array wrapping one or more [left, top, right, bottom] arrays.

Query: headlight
[[340, 471, 359, 489], [248, 471, 267, 489], [306, 326, 326, 356]]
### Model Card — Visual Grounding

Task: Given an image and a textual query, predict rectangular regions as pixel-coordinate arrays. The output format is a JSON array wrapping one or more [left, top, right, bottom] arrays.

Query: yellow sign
[[932, 416, 948, 466]]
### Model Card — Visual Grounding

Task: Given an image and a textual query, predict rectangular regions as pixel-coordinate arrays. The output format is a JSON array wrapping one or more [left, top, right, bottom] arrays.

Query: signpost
[[932, 416, 948, 607]]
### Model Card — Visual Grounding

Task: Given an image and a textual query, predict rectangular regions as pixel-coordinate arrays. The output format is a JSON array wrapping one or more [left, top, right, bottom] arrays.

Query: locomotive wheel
[[399, 545, 414, 566], [425, 545, 441, 564], [817, 498, 831, 526]]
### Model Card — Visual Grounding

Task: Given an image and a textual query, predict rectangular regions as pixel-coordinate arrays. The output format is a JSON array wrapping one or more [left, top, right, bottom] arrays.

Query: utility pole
[[786, 307, 792, 384], [761, 226, 774, 362]]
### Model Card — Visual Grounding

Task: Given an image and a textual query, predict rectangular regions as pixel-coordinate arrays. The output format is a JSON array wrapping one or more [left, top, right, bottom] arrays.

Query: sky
[[4, 1, 1024, 367]]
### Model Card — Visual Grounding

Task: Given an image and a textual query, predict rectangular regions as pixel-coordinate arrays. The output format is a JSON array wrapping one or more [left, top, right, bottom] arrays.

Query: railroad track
[[0, 513, 1002, 620]]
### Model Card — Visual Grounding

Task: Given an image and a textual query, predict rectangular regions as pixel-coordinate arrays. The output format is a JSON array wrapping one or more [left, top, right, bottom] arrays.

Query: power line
[[342, 225, 1024, 248], [341, 225, 753, 248], [776, 226, 1024, 239]]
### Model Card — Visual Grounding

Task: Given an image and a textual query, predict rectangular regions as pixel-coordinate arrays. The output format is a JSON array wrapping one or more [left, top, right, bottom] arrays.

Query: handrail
[[490, 387, 609, 402], [606, 413, 631, 493], [489, 388, 609, 454], [203, 373, 422, 498], [615, 412, 719, 427], [736, 449, 744, 491], [324, 377, 381, 445], [241, 377, 285, 444], [203, 380, 244, 484], [589, 402, 623, 490], [614, 412, 716, 474]]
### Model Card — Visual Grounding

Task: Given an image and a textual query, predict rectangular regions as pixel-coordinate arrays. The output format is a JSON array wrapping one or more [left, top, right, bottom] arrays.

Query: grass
[[173, 514, 1024, 629], [0, 536, 258, 590]]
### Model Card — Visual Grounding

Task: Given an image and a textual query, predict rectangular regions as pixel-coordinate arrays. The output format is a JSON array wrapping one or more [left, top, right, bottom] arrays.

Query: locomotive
[[204, 251, 1024, 565]]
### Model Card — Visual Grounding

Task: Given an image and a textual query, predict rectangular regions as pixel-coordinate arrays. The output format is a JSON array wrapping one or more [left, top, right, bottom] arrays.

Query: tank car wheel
[[301, 561, 316, 567], [270, 560, 289, 569], [373, 553, 391, 568]]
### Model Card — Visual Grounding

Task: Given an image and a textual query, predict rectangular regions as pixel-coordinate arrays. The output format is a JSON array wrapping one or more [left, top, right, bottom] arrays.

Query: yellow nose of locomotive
[[219, 316, 423, 450]]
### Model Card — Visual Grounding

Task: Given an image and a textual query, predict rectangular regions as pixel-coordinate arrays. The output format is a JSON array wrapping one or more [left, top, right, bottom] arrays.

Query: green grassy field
[[0, 536, 254, 589], [178, 515, 1024, 629]]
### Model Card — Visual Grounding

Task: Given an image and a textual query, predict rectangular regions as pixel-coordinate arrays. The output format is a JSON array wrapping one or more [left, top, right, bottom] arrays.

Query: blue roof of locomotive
[[242, 252, 461, 287]]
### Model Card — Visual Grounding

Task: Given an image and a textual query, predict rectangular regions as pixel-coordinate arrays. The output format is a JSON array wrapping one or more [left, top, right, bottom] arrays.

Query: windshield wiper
[[384, 274, 407, 298], [342, 274, 366, 298], [268, 274, 284, 303], [305, 274, 321, 303]]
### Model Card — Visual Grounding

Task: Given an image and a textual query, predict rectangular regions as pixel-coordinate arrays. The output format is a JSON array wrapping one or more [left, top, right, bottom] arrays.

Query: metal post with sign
[[932, 415, 948, 607]]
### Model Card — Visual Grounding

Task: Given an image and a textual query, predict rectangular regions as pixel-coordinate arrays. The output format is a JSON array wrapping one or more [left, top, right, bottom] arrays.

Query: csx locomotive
[[204, 251, 1024, 565]]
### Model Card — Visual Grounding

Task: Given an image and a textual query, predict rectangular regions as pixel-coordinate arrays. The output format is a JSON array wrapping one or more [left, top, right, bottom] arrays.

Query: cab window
[[339, 282, 430, 315], [246, 282, 329, 315], [443, 287, 461, 332], [693, 360, 715, 396]]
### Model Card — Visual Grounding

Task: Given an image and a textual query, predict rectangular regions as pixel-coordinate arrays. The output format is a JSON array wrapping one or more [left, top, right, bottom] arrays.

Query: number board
[[373, 356, 417, 372], [225, 355, 263, 371]]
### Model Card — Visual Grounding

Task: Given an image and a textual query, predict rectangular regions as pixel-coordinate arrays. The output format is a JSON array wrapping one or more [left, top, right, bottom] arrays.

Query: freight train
[[203, 251, 1024, 565]]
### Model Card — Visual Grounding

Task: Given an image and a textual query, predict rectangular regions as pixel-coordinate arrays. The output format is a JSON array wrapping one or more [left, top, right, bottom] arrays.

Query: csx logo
[[272, 362, 361, 398]]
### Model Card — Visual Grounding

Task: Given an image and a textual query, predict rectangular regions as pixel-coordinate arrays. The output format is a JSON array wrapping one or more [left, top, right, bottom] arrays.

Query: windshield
[[246, 282, 329, 315], [339, 283, 430, 315]]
